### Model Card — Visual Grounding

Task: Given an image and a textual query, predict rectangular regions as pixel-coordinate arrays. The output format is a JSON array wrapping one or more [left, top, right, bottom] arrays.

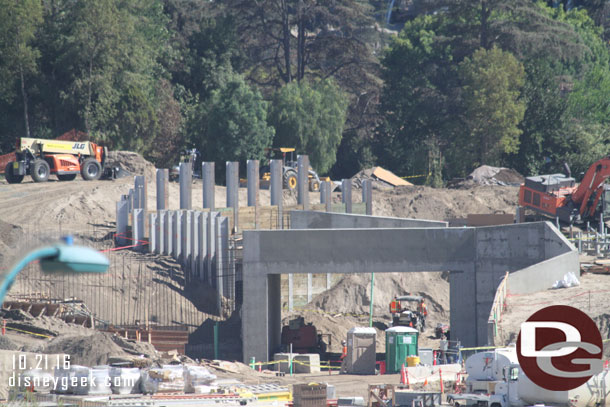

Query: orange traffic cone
[[406, 368, 410, 389], [400, 364, 406, 384], [423, 377, 428, 387]]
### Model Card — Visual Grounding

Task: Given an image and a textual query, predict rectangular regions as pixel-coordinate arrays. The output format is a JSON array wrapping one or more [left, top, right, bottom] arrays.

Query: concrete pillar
[[247, 160, 259, 207], [297, 155, 309, 210], [128, 189, 136, 212], [172, 211, 182, 260], [182, 210, 192, 268], [362, 179, 373, 216], [215, 216, 229, 312], [207, 212, 218, 285], [342, 179, 352, 214], [132, 209, 144, 252], [191, 211, 200, 280], [156, 169, 169, 210], [327, 273, 332, 290], [116, 200, 128, 246], [321, 181, 332, 212], [226, 161, 239, 233], [158, 210, 166, 254], [307, 273, 313, 303], [134, 175, 147, 210], [270, 159, 283, 229], [179, 162, 192, 210], [149, 213, 158, 254], [288, 274, 293, 311], [164, 211, 173, 256], [202, 162, 215, 210]]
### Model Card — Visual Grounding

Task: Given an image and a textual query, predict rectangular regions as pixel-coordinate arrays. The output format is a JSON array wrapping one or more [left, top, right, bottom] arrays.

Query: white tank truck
[[448, 347, 610, 407]]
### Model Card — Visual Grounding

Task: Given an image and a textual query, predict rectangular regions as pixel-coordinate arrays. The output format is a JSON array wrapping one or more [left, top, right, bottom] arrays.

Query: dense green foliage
[[268, 80, 349, 174], [0, 0, 608, 183]]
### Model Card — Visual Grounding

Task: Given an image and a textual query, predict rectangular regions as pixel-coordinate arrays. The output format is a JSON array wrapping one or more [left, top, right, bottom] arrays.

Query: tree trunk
[[19, 64, 31, 138], [86, 58, 93, 132], [297, 0, 305, 82], [281, 0, 292, 83], [480, 0, 490, 49]]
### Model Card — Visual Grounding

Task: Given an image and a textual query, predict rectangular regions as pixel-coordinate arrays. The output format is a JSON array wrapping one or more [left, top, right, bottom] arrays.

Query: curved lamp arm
[[0, 244, 109, 304]]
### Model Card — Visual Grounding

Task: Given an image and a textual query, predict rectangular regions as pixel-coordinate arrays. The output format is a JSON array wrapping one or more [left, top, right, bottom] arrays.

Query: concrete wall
[[290, 211, 448, 229], [242, 220, 577, 363]]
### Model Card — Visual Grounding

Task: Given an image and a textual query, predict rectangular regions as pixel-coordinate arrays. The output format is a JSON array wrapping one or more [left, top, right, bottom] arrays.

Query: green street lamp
[[0, 237, 109, 303]]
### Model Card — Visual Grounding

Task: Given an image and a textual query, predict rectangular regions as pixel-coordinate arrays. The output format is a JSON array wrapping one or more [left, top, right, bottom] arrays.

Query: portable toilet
[[385, 326, 418, 373], [344, 327, 377, 375]]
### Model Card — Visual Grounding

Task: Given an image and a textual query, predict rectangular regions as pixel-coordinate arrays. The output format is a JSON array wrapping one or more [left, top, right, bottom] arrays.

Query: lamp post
[[0, 239, 109, 303]]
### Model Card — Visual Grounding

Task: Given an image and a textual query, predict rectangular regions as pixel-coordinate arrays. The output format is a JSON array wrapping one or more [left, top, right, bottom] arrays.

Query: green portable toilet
[[385, 326, 418, 374]]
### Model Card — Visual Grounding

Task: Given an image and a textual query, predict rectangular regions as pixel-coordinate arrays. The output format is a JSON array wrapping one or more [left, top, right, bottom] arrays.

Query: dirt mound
[[0, 336, 19, 351], [44, 331, 138, 366], [0, 220, 24, 269], [373, 185, 518, 221], [106, 150, 156, 180]]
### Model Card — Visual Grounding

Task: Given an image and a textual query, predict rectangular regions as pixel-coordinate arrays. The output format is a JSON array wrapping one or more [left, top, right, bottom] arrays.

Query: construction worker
[[418, 298, 428, 330], [340, 340, 348, 373]]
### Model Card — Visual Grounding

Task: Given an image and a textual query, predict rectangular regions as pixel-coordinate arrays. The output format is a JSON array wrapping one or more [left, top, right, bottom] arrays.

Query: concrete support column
[[247, 160, 259, 207], [127, 190, 134, 212], [182, 211, 192, 269], [362, 179, 373, 216], [172, 211, 182, 260], [179, 162, 192, 210], [307, 273, 313, 303], [450, 268, 477, 347], [149, 213, 158, 253], [158, 210, 166, 254], [202, 162, 215, 210], [297, 155, 309, 210], [342, 179, 352, 214], [216, 217, 229, 312], [191, 211, 200, 280], [327, 273, 332, 289], [116, 200, 128, 246], [164, 211, 173, 256], [270, 159, 283, 229], [134, 176, 147, 210], [226, 161, 239, 233], [132, 209, 144, 252], [242, 274, 270, 362], [321, 181, 332, 212], [198, 212, 206, 280], [207, 212, 218, 285], [156, 169, 169, 210], [288, 274, 294, 312]]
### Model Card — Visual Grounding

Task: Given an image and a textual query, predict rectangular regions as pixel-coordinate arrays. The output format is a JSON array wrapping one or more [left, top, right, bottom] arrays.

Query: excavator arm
[[571, 157, 610, 218]]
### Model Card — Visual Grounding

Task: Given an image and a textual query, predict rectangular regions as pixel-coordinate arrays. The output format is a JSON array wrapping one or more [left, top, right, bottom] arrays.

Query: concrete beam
[[202, 162, 215, 210]]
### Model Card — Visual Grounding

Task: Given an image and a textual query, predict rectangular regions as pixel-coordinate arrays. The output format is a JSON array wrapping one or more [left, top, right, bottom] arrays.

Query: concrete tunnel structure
[[241, 211, 578, 363]]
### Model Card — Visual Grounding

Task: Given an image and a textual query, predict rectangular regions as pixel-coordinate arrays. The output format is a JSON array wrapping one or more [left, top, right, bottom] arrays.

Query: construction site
[[2, 137, 610, 407]]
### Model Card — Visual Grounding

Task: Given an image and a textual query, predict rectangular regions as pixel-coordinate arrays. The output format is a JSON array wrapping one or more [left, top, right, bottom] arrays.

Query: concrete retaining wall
[[290, 211, 448, 229]]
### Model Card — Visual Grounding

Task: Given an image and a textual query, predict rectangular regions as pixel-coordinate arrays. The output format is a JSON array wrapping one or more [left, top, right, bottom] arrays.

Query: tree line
[[0, 0, 608, 183]]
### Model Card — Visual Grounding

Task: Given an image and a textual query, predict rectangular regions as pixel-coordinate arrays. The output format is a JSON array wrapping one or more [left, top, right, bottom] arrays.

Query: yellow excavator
[[260, 148, 324, 192]]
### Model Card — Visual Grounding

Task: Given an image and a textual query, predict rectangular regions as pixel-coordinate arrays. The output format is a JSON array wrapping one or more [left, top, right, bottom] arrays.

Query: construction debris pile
[[351, 167, 413, 190]]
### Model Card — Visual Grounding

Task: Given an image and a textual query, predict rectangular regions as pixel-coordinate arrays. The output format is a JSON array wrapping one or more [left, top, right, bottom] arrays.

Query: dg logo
[[517, 305, 603, 391]]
